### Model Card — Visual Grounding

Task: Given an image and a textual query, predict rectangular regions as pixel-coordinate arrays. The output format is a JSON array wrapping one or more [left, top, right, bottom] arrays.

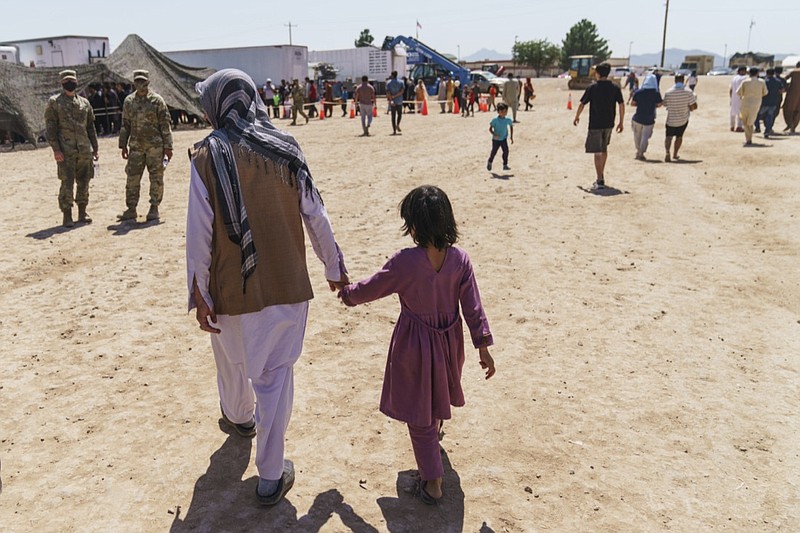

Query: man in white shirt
[[503, 73, 521, 123], [729, 66, 748, 131]]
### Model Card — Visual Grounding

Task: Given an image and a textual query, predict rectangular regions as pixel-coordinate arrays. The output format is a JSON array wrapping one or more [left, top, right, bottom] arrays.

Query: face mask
[[134, 80, 149, 92], [62, 81, 77, 92]]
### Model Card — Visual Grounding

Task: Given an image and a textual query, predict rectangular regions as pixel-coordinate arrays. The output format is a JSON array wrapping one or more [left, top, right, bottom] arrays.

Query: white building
[[164, 45, 308, 85], [1, 35, 109, 67]]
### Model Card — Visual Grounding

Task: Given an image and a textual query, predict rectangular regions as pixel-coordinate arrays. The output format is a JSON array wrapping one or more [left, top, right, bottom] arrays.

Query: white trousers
[[210, 301, 308, 480], [730, 96, 743, 128], [631, 119, 654, 156]]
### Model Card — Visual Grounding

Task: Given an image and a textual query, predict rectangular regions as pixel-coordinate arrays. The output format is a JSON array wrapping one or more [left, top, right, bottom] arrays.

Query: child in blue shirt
[[487, 103, 514, 171]]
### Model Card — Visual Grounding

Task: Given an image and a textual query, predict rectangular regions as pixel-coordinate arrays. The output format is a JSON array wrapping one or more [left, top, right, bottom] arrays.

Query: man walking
[[188, 69, 349, 506], [756, 69, 784, 138], [663, 74, 698, 161], [386, 71, 405, 135], [737, 67, 768, 146], [572, 63, 624, 190], [503, 73, 521, 123], [118, 70, 173, 222], [354, 75, 376, 136], [729, 66, 748, 132], [45, 70, 99, 227], [290, 79, 309, 126]]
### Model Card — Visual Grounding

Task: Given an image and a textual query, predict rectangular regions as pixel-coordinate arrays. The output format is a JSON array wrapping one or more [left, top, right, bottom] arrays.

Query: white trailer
[[164, 45, 308, 86], [308, 46, 407, 81], [1, 35, 109, 67], [0, 45, 19, 64]]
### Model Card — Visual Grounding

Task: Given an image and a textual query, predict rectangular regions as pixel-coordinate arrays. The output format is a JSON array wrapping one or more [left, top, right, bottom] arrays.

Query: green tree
[[354, 29, 375, 48], [512, 39, 562, 76], [560, 19, 611, 69]]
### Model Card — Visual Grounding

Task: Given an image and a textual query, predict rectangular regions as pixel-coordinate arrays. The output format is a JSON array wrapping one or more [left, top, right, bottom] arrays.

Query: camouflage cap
[[133, 69, 149, 81], [60, 69, 77, 81]]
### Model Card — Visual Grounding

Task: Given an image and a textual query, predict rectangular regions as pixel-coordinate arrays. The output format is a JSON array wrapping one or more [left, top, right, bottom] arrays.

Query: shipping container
[[164, 45, 308, 86], [308, 46, 406, 82]]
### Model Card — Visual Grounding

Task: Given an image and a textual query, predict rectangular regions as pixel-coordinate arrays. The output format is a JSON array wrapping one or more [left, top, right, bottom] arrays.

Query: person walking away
[[446, 77, 455, 113], [437, 76, 447, 113], [782, 62, 800, 133], [729, 66, 748, 131], [354, 75, 376, 136], [415, 79, 427, 113], [755, 69, 784, 138], [117, 70, 172, 222], [337, 185, 495, 505], [688, 70, 698, 92], [662, 74, 698, 161], [386, 71, 405, 134], [630, 74, 663, 161], [44, 69, 99, 227], [404, 77, 416, 113], [290, 79, 309, 126], [572, 63, 625, 190], [737, 67, 768, 146], [625, 71, 638, 104], [503, 73, 521, 122], [468, 81, 480, 116], [487, 102, 514, 171], [323, 81, 334, 117], [188, 69, 349, 506], [523, 77, 535, 111]]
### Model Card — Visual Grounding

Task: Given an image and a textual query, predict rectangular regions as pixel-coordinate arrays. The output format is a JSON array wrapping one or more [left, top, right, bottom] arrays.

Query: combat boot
[[117, 207, 137, 221], [146, 205, 160, 221], [77, 205, 92, 224], [62, 208, 74, 228]]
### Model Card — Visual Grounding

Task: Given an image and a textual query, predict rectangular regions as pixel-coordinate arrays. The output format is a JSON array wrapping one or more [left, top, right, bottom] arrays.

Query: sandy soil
[[1, 76, 798, 532]]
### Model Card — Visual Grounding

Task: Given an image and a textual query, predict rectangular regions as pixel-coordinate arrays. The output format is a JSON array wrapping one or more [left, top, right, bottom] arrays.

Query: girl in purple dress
[[339, 185, 496, 504]]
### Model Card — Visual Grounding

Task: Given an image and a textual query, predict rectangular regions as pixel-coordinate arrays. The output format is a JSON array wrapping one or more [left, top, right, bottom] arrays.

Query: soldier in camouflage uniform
[[117, 70, 173, 222], [44, 70, 99, 227], [290, 79, 309, 125]]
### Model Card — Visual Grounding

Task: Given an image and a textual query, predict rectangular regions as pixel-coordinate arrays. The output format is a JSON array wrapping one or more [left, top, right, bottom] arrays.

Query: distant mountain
[[463, 48, 511, 62], [630, 48, 797, 68]]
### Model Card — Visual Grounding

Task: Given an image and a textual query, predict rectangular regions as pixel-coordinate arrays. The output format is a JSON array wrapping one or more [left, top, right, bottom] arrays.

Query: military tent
[[0, 34, 214, 146]]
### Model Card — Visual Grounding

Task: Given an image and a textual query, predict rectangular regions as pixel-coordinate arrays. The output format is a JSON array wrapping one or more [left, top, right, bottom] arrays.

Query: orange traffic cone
[[567, 92, 573, 110], [349, 101, 355, 119], [453, 97, 460, 114], [319, 99, 325, 120], [372, 105, 378, 118], [421, 99, 428, 116]]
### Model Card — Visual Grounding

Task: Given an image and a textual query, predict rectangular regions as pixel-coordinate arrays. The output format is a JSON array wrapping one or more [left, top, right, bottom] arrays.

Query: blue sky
[[2, 0, 797, 59]]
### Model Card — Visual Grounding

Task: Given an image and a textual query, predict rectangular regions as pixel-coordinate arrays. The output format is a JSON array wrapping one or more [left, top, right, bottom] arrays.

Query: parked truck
[[679, 55, 714, 75]]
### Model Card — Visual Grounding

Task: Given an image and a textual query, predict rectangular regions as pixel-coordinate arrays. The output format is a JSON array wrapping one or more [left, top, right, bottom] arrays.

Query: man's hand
[[164, 148, 174, 161], [121, 147, 128, 159], [93, 152, 99, 161], [328, 273, 349, 292], [616, 122, 624, 133], [54, 150, 64, 162], [193, 281, 220, 334], [573, 116, 580, 126]]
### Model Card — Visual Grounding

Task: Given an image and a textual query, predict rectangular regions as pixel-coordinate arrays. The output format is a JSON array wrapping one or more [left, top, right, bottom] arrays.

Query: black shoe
[[256, 460, 295, 505], [220, 406, 256, 437]]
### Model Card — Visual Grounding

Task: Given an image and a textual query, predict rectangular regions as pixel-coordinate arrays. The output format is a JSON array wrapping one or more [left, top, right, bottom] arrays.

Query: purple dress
[[341, 246, 493, 426]]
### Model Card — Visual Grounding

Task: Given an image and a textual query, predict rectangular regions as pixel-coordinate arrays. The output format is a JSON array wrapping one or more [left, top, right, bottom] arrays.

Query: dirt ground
[[1, 76, 798, 532]]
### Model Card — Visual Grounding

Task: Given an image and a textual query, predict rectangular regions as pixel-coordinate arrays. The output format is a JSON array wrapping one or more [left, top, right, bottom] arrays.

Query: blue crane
[[382, 35, 470, 95]]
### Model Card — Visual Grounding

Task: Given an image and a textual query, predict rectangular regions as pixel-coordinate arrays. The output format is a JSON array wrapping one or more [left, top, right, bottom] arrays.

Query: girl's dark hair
[[399, 185, 459, 249]]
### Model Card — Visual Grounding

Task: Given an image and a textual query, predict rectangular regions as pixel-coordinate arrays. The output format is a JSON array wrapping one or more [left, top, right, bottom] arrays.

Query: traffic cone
[[567, 92, 573, 111], [349, 101, 355, 119], [319, 99, 325, 120], [372, 105, 378, 118], [421, 99, 428, 116]]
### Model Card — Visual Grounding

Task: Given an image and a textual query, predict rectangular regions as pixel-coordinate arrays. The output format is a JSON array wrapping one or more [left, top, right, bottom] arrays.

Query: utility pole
[[746, 18, 755, 52], [723, 43, 727, 68], [457, 44, 461, 63], [628, 41, 634, 64], [284, 21, 297, 46], [660, 0, 670, 68]]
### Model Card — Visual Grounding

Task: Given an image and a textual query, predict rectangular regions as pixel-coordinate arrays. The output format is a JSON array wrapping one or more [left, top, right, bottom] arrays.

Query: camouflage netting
[[0, 34, 214, 145]]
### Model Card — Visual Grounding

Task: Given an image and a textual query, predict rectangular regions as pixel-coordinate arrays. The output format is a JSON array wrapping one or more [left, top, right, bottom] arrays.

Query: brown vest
[[193, 143, 313, 316]]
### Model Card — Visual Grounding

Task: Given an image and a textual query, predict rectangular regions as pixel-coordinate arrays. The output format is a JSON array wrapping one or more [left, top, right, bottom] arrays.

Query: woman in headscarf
[[186, 69, 349, 506], [630, 74, 663, 160]]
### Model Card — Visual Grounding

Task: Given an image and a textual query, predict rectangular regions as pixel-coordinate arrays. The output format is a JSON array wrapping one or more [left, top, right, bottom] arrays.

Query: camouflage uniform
[[44, 77, 98, 214], [118, 72, 173, 214], [291, 82, 308, 125]]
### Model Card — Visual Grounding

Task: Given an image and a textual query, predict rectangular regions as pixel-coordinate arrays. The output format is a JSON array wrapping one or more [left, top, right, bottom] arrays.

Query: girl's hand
[[479, 347, 495, 379]]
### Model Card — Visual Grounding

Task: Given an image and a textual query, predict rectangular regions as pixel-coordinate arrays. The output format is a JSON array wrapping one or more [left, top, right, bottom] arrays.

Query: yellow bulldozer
[[567, 55, 621, 90]]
